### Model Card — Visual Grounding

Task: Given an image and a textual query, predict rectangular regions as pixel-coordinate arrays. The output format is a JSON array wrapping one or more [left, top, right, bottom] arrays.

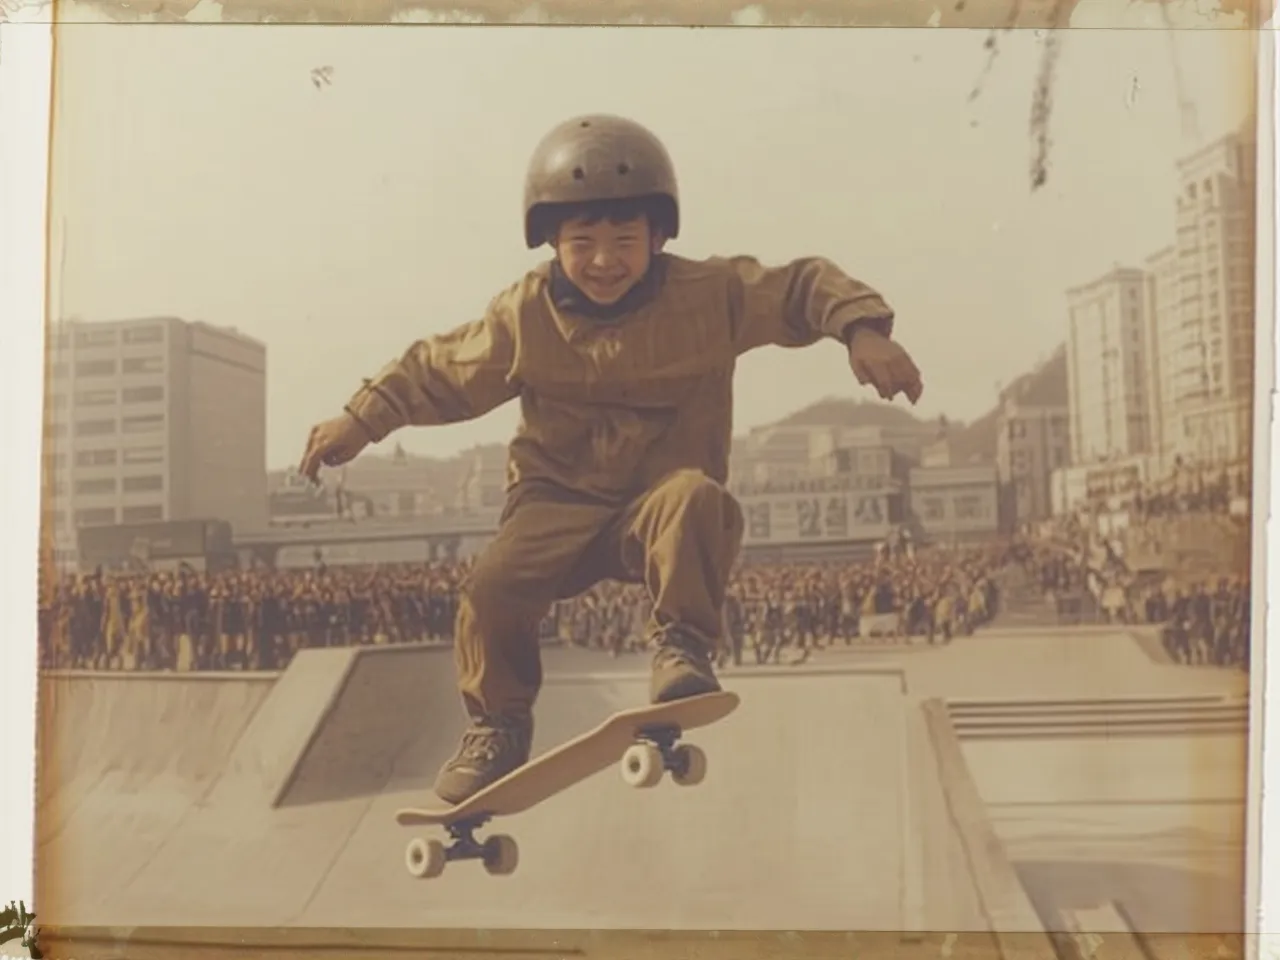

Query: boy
[[299, 114, 924, 804]]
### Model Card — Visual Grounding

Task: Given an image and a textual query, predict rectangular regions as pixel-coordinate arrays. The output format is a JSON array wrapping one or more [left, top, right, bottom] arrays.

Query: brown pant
[[453, 468, 745, 720]]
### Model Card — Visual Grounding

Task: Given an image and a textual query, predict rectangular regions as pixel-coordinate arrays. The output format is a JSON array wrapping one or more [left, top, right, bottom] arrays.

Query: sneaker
[[432, 713, 533, 805], [649, 624, 722, 703]]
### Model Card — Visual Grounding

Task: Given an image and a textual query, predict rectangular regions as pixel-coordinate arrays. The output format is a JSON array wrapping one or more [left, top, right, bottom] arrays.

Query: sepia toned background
[[26, 5, 1270, 959]]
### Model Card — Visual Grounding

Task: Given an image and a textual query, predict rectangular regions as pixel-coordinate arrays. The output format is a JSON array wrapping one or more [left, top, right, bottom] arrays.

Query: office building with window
[[42, 316, 268, 565], [1159, 128, 1257, 466], [1065, 267, 1154, 465]]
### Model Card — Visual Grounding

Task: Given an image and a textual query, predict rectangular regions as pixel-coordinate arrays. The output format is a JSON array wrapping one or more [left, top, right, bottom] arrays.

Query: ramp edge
[[920, 697, 1057, 960]]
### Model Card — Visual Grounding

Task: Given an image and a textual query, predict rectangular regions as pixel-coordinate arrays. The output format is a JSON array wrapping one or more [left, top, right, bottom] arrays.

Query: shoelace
[[654, 627, 708, 663], [456, 726, 508, 764]]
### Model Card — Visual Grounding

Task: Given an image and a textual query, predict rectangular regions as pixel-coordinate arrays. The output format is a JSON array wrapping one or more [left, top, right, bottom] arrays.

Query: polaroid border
[[12, 2, 1277, 960]]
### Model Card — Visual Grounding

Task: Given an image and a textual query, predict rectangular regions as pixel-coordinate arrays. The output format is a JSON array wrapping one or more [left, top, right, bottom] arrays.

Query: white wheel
[[405, 837, 447, 879], [483, 834, 519, 876], [671, 744, 707, 787], [620, 742, 664, 788]]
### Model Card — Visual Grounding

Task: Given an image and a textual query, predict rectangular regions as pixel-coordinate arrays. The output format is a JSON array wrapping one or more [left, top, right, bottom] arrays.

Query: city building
[[42, 317, 268, 567], [1050, 457, 1153, 517], [906, 464, 1001, 542], [730, 420, 932, 494], [1143, 244, 1179, 468], [994, 346, 1070, 526], [455, 444, 508, 512], [730, 424, 833, 487], [268, 441, 508, 528], [1065, 267, 1153, 465], [1160, 126, 1257, 466]]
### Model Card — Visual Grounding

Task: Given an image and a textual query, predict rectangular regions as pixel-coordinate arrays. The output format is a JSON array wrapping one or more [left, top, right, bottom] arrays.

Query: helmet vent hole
[[579, 120, 591, 128], [616, 162, 630, 176], [572, 167, 586, 180]]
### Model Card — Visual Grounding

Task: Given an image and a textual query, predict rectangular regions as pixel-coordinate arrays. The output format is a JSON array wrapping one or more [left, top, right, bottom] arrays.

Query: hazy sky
[[49, 14, 1255, 470]]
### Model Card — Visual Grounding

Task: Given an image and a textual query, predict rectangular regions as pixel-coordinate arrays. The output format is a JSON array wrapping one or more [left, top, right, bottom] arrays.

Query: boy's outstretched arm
[[343, 296, 521, 443], [723, 255, 923, 404]]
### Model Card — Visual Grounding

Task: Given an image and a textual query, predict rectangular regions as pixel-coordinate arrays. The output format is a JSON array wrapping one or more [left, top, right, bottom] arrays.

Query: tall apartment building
[[1157, 127, 1257, 465], [1143, 244, 1179, 467], [42, 317, 268, 562], [1065, 267, 1153, 464]]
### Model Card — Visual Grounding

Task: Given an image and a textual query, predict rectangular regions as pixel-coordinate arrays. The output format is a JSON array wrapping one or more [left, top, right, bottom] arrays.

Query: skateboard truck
[[404, 813, 519, 880], [619, 722, 708, 789]]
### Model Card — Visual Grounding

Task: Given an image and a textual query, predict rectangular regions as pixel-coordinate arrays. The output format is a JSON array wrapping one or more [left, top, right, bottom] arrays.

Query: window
[[122, 356, 165, 375], [43, 422, 67, 438], [122, 326, 163, 345], [122, 505, 164, 523], [48, 362, 68, 379], [122, 446, 164, 465], [75, 359, 116, 377], [122, 475, 163, 493], [953, 495, 988, 521], [122, 385, 164, 404], [75, 389, 116, 407], [122, 414, 164, 435], [920, 497, 946, 521], [75, 449, 117, 467], [74, 419, 116, 437], [74, 478, 116, 496], [74, 507, 116, 526], [75, 329, 116, 349], [43, 453, 67, 470]]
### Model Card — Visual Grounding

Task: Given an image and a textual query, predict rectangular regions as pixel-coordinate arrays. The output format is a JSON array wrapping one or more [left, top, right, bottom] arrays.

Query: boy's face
[[554, 214, 662, 306]]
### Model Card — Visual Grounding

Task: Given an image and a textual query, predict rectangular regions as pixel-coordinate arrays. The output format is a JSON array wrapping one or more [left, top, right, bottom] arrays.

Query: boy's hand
[[299, 413, 373, 482], [847, 327, 924, 404]]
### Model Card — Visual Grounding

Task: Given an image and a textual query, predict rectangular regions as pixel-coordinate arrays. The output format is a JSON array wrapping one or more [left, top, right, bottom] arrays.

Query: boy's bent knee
[[658, 468, 727, 501], [653, 469, 741, 521], [461, 558, 556, 624]]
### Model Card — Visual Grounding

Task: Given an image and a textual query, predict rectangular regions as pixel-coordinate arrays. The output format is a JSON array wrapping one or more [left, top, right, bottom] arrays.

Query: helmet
[[522, 114, 680, 248]]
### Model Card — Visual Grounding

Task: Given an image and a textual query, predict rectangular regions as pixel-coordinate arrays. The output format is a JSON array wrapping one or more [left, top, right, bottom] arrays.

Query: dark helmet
[[522, 114, 680, 248]]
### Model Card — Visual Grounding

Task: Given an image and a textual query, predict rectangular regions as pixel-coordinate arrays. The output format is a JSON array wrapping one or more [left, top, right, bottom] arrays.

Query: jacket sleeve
[[341, 288, 522, 443], [721, 255, 895, 354]]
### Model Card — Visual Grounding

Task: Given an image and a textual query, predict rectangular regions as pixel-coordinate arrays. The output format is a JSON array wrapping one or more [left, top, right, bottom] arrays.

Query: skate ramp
[[35, 672, 276, 911], [36, 647, 1012, 932]]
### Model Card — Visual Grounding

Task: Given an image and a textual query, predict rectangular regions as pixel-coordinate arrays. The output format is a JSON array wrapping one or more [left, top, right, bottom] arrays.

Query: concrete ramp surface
[[36, 646, 996, 930]]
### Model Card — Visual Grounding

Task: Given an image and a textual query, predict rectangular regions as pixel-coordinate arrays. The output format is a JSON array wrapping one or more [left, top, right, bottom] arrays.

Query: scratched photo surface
[[35, 15, 1261, 941]]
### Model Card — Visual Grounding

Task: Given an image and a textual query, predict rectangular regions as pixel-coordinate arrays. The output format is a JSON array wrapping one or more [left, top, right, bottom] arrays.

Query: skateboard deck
[[396, 690, 739, 879]]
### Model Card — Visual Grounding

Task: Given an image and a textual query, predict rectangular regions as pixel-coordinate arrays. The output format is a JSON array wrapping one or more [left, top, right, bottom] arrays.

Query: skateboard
[[395, 689, 740, 880]]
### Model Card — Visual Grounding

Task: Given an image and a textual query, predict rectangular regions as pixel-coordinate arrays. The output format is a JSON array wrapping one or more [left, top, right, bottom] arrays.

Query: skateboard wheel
[[671, 744, 707, 786], [482, 834, 519, 876], [621, 743, 664, 788], [405, 837, 447, 879]]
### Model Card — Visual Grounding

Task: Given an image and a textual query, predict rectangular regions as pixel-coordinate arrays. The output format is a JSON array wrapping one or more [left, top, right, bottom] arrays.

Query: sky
[[47, 13, 1256, 470]]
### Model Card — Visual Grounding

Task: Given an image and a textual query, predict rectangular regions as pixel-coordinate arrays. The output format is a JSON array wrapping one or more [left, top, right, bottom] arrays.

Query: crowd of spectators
[[38, 459, 1255, 674], [1020, 473, 1252, 670], [37, 539, 1009, 672]]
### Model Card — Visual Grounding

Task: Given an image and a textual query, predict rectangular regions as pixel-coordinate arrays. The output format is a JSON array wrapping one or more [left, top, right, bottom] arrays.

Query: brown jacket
[[344, 253, 894, 504]]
